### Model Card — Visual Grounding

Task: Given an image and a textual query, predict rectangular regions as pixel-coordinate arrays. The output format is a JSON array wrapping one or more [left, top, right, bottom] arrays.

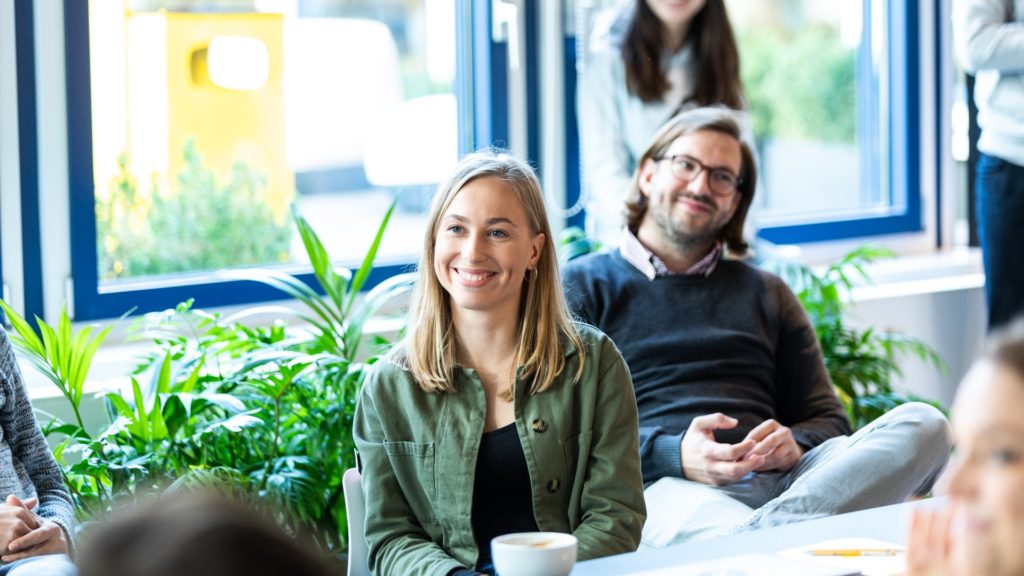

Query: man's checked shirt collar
[[619, 229, 721, 280]]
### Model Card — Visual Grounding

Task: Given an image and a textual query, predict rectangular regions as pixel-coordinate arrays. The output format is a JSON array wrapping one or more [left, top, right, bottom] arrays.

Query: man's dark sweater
[[562, 250, 851, 484]]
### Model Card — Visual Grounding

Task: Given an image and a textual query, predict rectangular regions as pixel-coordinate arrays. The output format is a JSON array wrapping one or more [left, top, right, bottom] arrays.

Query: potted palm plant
[[1, 204, 414, 559]]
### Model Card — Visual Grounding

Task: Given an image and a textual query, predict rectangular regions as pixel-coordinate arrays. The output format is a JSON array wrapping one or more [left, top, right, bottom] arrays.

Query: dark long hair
[[622, 0, 743, 108]]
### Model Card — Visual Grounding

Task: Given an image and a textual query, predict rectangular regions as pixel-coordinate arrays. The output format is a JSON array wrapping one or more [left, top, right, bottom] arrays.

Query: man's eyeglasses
[[655, 155, 742, 197]]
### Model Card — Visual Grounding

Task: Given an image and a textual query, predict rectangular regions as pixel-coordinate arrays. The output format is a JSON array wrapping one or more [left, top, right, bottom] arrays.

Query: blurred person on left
[[0, 328, 75, 576]]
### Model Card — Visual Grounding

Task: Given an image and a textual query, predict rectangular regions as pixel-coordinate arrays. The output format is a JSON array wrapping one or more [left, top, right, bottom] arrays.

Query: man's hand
[[0, 495, 68, 563], [743, 419, 804, 473], [681, 413, 765, 485]]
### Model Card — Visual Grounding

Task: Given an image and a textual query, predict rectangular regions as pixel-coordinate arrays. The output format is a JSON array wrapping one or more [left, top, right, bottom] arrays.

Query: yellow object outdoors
[[92, 7, 293, 223]]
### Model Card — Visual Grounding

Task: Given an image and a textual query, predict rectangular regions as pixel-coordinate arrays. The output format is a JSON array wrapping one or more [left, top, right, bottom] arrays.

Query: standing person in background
[[953, 0, 1024, 330], [0, 328, 76, 576], [578, 0, 744, 247], [354, 150, 645, 576]]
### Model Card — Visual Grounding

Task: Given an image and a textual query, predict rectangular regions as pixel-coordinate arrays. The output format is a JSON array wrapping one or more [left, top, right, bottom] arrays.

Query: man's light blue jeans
[[641, 402, 952, 548]]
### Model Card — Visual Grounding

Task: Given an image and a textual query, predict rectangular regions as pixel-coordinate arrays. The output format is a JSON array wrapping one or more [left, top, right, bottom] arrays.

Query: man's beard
[[651, 194, 723, 251]]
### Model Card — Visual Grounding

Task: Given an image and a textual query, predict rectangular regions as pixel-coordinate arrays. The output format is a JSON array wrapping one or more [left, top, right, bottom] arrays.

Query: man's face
[[636, 130, 742, 251]]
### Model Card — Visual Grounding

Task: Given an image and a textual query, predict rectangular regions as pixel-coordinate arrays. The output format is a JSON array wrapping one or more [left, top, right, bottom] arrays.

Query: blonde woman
[[907, 318, 1024, 576], [353, 150, 646, 576]]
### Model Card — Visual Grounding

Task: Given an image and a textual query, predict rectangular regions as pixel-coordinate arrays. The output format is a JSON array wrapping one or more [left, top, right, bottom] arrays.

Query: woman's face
[[944, 360, 1024, 576], [433, 177, 544, 324], [644, 0, 707, 31]]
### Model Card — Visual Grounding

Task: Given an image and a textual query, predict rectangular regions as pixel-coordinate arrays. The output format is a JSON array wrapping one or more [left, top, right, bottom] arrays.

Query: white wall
[[851, 252, 987, 409]]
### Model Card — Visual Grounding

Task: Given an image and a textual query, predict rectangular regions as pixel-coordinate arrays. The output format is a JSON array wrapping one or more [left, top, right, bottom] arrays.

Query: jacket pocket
[[563, 431, 594, 528], [384, 440, 438, 525]]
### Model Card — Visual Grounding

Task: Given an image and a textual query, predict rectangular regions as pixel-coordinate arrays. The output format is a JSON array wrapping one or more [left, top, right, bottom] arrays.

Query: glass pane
[[89, 0, 457, 284], [727, 0, 889, 223]]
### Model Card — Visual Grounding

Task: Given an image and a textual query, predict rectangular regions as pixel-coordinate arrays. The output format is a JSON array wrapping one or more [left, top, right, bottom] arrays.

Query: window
[[67, 0, 473, 320], [2, 0, 44, 320], [570, 0, 923, 245]]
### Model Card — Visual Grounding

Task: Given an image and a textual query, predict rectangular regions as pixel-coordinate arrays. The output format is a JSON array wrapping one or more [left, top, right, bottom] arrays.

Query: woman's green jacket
[[353, 323, 646, 575]]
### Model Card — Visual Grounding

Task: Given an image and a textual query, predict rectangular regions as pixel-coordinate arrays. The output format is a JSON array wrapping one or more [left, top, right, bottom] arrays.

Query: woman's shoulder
[[363, 346, 414, 392], [569, 321, 618, 357], [587, 4, 631, 54]]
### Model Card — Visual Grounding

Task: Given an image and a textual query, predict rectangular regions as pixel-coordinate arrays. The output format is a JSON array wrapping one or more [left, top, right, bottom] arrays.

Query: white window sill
[[20, 248, 985, 401]]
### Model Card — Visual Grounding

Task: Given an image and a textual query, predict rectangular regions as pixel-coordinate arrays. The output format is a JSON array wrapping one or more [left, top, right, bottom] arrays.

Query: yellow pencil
[[809, 548, 903, 557]]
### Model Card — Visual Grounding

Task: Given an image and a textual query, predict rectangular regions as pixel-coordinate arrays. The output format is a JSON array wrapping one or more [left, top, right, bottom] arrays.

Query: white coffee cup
[[491, 532, 578, 576]]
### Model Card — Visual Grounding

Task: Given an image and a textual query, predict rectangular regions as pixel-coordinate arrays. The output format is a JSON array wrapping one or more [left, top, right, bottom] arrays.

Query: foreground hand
[[681, 413, 764, 485], [743, 419, 804, 472], [906, 506, 958, 576], [0, 495, 38, 553], [0, 495, 67, 563]]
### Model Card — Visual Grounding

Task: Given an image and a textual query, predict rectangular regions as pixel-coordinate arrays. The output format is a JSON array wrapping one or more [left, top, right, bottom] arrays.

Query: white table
[[571, 501, 928, 575]]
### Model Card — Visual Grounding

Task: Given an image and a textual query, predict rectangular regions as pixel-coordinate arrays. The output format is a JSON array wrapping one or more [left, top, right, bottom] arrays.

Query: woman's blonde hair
[[402, 149, 585, 398]]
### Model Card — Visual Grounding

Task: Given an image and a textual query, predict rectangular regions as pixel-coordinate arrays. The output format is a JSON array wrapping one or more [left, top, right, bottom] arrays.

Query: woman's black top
[[470, 422, 539, 571]]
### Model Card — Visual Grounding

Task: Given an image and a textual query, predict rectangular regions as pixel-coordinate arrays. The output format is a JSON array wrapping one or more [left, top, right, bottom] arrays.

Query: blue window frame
[[64, 0, 499, 321], [757, 0, 922, 244], [11, 0, 43, 321]]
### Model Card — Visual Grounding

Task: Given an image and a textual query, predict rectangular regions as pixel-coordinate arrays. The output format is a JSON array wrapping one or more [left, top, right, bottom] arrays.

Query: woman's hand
[[906, 506, 958, 576], [0, 495, 68, 563]]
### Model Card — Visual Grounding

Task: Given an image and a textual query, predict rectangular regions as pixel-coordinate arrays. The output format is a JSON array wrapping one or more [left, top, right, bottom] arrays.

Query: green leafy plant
[[557, 226, 602, 264], [2, 204, 414, 555], [96, 140, 293, 280], [764, 245, 946, 429]]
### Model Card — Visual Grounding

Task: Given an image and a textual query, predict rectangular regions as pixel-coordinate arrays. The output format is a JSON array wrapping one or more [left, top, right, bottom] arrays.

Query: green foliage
[[765, 246, 946, 429], [3, 206, 415, 554], [738, 25, 857, 144], [96, 140, 293, 281], [557, 226, 602, 264]]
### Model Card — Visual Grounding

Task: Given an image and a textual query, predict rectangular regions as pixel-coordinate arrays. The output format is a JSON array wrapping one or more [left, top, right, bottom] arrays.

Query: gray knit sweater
[[0, 329, 76, 543]]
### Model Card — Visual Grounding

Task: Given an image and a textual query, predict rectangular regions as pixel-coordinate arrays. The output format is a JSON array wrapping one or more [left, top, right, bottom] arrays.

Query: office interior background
[[0, 0, 986, 410]]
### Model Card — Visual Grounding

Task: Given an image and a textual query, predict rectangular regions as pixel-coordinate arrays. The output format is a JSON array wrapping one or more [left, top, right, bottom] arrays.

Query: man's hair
[[625, 107, 757, 256], [76, 491, 334, 576], [402, 149, 585, 400], [622, 0, 743, 109], [984, 315, 1024, 383]]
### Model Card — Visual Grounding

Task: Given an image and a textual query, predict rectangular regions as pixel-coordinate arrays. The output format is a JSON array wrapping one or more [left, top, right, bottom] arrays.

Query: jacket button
[[531, 419, 548, 433], [546, 478, 560, 493]]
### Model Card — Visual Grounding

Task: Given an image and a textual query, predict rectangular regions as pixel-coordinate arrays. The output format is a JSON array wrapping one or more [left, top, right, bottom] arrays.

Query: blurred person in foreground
[[908, 316, 1024, 576], [75, 491, 334, 576]]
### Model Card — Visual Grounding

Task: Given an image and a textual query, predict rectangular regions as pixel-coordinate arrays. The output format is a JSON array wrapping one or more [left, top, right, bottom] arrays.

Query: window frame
[[63, 0, 490, 321], [9, 0, 44, 322], [756, 0, 922, 244]]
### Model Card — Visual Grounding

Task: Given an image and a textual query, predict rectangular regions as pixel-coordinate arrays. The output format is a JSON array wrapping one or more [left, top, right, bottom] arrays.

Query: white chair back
[[343, 467, 369, 576]]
